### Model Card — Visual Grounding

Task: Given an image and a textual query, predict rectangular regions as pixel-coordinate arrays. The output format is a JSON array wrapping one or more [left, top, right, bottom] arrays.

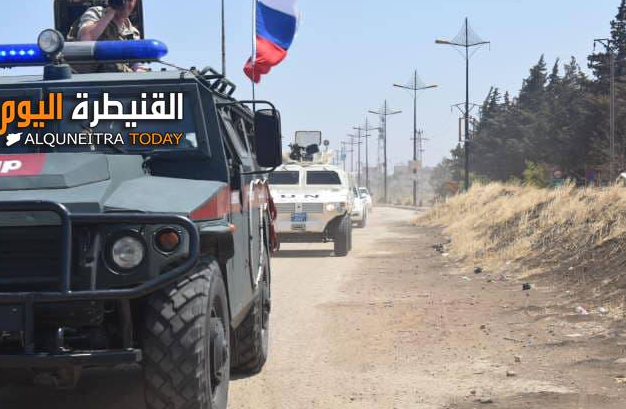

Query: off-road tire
[[334, 215, 351, 257], [356, 212, 367, 228], [231, 251, 270, 375], [142, 260, 230, 409], [349, 218, 353, 251]]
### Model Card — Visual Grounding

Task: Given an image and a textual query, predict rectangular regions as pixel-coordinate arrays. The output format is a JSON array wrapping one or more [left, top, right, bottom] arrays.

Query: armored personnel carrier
[[268, 132, 354, 256], [0, 2, 281, 408]]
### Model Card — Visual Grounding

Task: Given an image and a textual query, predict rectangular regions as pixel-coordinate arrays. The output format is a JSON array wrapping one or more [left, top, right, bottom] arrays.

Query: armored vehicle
[[0, 2, 282, 408], [268, 132, 354, 256]]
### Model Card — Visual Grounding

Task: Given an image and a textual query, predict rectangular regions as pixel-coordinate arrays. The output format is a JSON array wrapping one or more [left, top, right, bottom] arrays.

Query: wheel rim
[[209, 307, 228, 401], [261, 265, 271, 351]]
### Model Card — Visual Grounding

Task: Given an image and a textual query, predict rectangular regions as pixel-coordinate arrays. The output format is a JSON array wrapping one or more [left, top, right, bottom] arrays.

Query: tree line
[[431, 0, 626, 196]]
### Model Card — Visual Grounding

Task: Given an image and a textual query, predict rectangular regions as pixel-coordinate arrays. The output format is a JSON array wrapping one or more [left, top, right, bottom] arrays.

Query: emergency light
[[0, 29, 168, 68], [0, 44, 46, 66]]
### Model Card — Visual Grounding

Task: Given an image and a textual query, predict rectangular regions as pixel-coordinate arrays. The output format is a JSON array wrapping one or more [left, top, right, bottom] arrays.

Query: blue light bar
[[0, 44, 47, 67], [0, 39, 168, 68], [92, 39, 168, 61]]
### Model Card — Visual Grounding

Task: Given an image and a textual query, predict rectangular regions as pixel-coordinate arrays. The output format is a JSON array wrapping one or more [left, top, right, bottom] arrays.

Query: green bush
[[523, 161, 550, 188]]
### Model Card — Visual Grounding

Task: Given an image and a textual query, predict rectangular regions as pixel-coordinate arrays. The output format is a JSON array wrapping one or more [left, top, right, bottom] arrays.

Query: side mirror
[[254, 109, 283, 168]]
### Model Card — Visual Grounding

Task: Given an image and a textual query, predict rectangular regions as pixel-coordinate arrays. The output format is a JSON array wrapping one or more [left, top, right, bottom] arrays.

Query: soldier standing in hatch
[[68, 0, 144, 73]]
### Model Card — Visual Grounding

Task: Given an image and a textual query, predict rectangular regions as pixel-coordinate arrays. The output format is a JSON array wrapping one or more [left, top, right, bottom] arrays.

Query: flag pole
[[251, 0, 257, 108], [221, 0, 226, 76]]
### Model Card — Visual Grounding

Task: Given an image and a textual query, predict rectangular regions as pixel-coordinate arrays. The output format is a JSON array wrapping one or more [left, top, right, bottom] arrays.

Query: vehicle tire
[[348, 217, 353, 251], [357, 211, 367, 228], [142, 259, 230, 409], [334, 215, 351, 257], [231, 250, 271, 375]]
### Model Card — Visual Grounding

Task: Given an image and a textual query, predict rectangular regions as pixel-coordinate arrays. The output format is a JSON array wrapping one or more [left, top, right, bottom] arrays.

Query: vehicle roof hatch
[[54, 0, 145, 39]]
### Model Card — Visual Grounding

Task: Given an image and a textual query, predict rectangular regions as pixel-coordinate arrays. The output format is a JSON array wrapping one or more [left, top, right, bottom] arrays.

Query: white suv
[[269, 163, 354, 256], [358, 187, 373, 213]]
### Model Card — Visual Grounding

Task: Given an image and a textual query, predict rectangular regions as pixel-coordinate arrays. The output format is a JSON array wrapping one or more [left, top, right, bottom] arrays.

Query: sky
[[0, 0, 621, 169]]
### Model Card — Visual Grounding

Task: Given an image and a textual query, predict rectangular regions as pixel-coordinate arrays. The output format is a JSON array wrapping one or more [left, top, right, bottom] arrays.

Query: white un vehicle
[[268, 132, 354, 256]]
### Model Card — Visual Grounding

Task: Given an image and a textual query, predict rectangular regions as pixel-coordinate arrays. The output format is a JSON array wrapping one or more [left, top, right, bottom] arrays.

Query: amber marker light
[[155, 228, 181, 253]]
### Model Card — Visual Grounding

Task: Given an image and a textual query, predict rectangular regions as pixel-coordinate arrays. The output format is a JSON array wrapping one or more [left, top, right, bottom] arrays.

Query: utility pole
[[594, 38, 618, 180], [369, 101, 402, 203], [412, 130, 429, 205], [349, 131, 362, 187], [437, 18, 490, 190], [340, 142, 352, 172], [345, 136, 359, 174], [354, 118, 378, 190], [348, 133, 362, 182], [394, 70, 437, 206]]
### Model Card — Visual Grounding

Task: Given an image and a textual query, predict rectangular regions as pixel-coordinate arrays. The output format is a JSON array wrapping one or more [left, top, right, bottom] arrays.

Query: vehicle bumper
[[0, 349, 142, 369], [277, 233, 326, 243], [352, 211, 364, 222], [275, 211, 344, 234]]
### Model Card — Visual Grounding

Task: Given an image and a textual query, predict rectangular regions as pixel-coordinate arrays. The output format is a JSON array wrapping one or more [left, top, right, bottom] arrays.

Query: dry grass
[[419, 183, 626, 308]]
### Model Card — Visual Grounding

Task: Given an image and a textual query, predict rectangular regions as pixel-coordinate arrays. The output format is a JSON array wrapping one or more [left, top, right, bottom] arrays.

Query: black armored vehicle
[[0, 2, 282, 408]]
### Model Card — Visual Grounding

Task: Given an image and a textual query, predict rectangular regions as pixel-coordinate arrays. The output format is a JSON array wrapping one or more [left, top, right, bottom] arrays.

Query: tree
[[432, 0, 626, 187], [519, 55, 548, 107], [523, 161, 550, 188], [547, 59, 561, 93], [589, 0, 626, 82]]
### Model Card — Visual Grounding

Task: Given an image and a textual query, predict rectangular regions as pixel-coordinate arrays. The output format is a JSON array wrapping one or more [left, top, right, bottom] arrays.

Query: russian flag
[[244, 0, 299, 83]]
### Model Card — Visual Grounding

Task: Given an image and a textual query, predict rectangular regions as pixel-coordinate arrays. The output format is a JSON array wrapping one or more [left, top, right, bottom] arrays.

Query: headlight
[[111, 236, 145, 271], [326, 203, 336, 212], [37, 29, 64, 55]]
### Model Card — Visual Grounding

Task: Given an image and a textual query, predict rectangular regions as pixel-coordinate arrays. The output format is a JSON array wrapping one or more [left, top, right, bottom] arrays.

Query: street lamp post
[[436, 18, 490, 190], [394, 71, 438, 206], [369, 101, 402, 203]]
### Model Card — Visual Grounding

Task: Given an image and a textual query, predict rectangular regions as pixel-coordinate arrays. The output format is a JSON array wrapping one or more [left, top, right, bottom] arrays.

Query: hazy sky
[[0, 1, 620, 168]]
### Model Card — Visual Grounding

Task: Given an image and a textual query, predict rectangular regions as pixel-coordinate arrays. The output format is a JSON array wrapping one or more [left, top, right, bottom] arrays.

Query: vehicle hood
[[0, 153, 226, 217]]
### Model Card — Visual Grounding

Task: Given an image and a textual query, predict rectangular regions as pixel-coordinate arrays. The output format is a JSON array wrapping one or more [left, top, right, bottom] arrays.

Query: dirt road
[[2, 207, 626, 408], [229, 207, 626, 409]]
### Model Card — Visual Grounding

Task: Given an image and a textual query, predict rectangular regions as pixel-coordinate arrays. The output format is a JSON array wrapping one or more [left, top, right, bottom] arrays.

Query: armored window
[[306, 171, 342, 185], [220, 112, 250, 159], [269, 171, 300, 185]]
